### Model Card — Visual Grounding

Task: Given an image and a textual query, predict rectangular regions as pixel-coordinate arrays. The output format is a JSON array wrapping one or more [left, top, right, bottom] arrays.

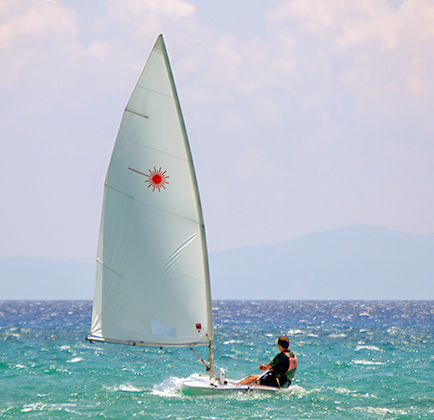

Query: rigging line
[[189, 346, 210, 371]]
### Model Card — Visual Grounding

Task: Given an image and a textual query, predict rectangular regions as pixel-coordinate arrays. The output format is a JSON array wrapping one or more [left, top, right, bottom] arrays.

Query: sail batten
[[89, 34, 213, 355], [125, 108, 150, 119]]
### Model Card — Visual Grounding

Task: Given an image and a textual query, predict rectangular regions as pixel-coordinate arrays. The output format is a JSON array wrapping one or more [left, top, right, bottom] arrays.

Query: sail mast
[[159, 36, 215, 377]]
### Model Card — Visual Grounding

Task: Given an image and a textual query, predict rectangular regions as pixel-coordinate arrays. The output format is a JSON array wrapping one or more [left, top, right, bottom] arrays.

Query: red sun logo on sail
[[129, 166, 170, 192], [145, 167, 170, 192]]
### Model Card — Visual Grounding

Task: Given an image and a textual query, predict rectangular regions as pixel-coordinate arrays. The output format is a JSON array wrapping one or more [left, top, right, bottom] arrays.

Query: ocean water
[[1, 301, 433, 419]]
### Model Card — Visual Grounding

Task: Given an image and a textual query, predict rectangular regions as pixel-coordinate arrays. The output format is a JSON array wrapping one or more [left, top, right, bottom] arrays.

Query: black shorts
[[259, 373, 287, 387]]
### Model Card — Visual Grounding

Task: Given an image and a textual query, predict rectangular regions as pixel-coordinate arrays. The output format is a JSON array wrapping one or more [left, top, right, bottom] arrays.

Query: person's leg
[[238, 374, 260, 385], [259, 374, 280, 387]]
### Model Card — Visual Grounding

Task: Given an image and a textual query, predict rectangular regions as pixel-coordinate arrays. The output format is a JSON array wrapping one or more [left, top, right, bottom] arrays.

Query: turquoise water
[[1, 300, 433, 419]]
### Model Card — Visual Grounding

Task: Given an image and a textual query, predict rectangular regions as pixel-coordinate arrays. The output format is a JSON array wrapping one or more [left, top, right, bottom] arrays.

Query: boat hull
[[181, 373, 279, 395]]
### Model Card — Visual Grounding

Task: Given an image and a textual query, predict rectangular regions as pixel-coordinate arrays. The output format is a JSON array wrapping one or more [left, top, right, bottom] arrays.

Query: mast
[[160, 35, 215, 377], [209, 339, 215, 378]]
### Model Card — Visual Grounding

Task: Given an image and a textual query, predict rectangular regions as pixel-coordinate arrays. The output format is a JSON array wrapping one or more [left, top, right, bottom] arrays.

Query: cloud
[[265, 0, 434, 117], [0, 0, 202, 259], [0, 0, 198, 112], [3, 0, 434, 128], [182, 0, 434, 249], [1, 0, 434, 259], [0, 1, 78, 93], [164, 0, 432, 145]]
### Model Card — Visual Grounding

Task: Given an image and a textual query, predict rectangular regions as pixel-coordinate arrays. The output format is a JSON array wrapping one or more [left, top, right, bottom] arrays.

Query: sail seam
[[104, 184, 200, 225], [105, 183, 134, 199], [117, 134, 188, 162], [96, 258, 122, 278], [133, 196, 201, 225], [159, 267, 204, 284], [134, 84, 173, 100]]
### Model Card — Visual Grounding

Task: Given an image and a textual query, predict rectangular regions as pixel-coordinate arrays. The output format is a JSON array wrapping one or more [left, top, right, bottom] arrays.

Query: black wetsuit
[[259, 350, 291, 388]]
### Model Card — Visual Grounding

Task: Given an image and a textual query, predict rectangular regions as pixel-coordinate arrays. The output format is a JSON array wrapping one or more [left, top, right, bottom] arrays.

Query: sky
[[1, 0, 434, 261]]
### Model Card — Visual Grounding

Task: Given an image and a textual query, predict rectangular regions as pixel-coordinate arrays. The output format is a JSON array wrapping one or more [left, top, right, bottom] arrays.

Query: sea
[[1, 300, 433, 419]]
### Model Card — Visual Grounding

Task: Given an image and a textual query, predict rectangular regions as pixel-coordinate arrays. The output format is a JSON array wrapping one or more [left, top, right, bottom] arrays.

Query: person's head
[[277, 336, 289, 350]]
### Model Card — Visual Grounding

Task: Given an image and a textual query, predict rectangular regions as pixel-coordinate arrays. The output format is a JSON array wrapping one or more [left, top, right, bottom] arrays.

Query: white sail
[[88, 35, 213, 350]]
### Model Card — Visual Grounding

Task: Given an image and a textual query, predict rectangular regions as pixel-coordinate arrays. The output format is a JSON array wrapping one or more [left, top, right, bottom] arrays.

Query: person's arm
[[259, 362, 271, 371], [260, 353, 280, 371]]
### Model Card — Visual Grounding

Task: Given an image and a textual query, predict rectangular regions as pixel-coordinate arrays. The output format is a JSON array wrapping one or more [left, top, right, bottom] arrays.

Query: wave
[[152, 377, 184, 397], [353, 359, 385, 365], [355, 345, 382, 351]]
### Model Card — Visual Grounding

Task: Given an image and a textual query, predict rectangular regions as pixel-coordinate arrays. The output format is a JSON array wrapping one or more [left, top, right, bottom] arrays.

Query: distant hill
[[0, 257, 94, 300], [209, 226, 434, 300], [1, 226, 433, 300]]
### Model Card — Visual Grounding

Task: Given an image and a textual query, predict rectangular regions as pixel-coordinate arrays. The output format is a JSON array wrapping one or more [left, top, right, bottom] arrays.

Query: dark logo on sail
[[129, 167, 169, 192]]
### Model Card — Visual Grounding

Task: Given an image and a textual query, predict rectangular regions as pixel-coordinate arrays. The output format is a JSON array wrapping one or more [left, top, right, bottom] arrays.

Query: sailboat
[[86, 34, 278, 395]]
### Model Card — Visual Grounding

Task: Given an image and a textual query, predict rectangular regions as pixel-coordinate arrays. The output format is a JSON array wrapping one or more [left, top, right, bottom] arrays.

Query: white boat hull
[[181, 373, 279, 395]]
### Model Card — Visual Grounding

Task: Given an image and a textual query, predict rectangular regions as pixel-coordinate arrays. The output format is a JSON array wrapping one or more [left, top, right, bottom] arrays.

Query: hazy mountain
[[209, 226, 434, 300], [0, 257, 94, 300], [1, 226, 433, 300]]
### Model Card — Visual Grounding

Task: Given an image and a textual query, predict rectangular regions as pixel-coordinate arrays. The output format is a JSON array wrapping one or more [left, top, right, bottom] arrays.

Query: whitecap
[[67, 357, 84, 363], [52, 403, 77, 409], [334, 387, 355, 395], [285, 385, 319, 398], [106, 383, 145, 393], [354, 359, 384, 365], [332, 387, 378, 398], [387, 326, 401, 335], [118, 384, 143, 392], [355, 345, 382, 352], [354, 406, 407, 416], [21, 403, 45, 412], [152, 376, 183, 397]]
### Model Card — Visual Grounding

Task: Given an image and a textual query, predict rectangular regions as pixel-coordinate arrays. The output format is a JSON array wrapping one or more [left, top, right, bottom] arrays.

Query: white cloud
[[0, 0, 198, 113], [91, 0, 195, 44], [0, 0, 203, 259], [0, 1, 78, 87], [264, 0, 434, 116], [1, 0, 434, 258], [186, 0, 434, 249]]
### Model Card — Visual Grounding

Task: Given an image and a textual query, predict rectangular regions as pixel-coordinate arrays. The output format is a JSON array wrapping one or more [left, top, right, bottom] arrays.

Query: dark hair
[[278, 336, 289, 349]]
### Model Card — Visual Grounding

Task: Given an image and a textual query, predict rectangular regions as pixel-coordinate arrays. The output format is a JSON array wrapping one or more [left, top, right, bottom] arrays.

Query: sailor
[[238, 336, 297, 387]]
